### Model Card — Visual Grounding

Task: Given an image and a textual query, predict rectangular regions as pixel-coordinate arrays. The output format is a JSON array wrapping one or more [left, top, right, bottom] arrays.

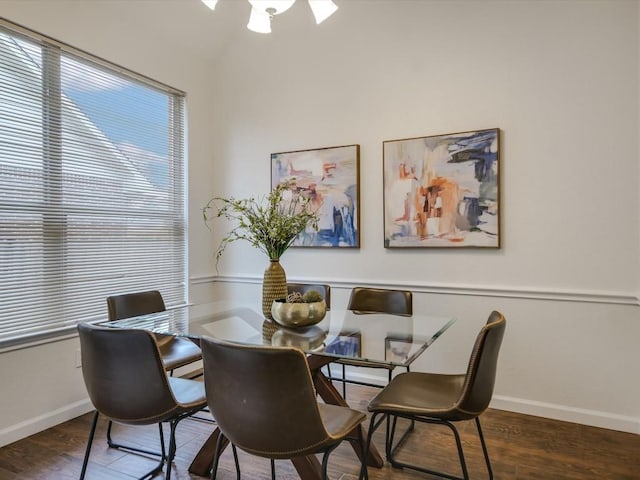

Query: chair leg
[[79, 411, 99, 480], [165, 410, 205, 480], [320, 443, 340, 480], [475, 417, 494, 480], [210, 433, 224, 480], [232, 444, 241, 480], [106, 419, 166, 459], [211, 436, 241, 480], [165, 420, 179, 480], [387, 415, 414, 458], [270, 458, 276, 479], [449, 419, 470, 480], [342, 364, 347, 398], [82, 412, 164, 480], [365, 413, 387, 477], [386, 415, 473, 480], [326, 363, 334, 387], [356, 425, 369, 480]]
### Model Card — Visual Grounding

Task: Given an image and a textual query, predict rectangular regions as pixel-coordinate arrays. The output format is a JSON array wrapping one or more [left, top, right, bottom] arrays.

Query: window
[[0, 20, 187, 347]]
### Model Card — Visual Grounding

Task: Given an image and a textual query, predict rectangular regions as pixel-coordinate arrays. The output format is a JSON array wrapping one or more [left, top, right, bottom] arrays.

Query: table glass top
[[104, 301, 455, 367]]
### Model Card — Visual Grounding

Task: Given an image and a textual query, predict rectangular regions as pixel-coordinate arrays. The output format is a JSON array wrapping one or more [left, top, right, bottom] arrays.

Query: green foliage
[[202, 182, 319, 265]]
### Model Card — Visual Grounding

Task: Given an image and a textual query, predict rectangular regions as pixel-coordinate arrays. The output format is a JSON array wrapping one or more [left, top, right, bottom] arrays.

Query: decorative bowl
[[271, 299, 327, 328]]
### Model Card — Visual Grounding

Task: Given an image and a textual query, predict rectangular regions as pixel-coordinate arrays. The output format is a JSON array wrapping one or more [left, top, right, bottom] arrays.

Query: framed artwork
[[271, 144, 360, 248], [385, 336, 413, 363], [383, 128, 500, 248]]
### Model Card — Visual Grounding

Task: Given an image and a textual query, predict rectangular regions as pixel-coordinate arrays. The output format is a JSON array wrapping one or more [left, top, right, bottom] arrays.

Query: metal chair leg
[[232, 444, 241, 480], [79, 411, 99, 480], [212, 438, 240, 480], [342, 364, 347, 398], [165, 420, 179, 480], [320, 443, 340, 480], [165, 410, 202, 480], [81, 412, 165, 480], [106, 419, 166, 459], [475, 417, 494, 480], [357, 425, 369, 480], [387, 415, 414, 458], [210, 433, 224, 480], [386, 414, 477, 480]]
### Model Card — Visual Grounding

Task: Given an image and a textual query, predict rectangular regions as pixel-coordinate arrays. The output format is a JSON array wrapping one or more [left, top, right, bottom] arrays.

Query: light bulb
[[247, 6, 272, 33], [308, 0, 338, 24], [201, 0, 218, 11]]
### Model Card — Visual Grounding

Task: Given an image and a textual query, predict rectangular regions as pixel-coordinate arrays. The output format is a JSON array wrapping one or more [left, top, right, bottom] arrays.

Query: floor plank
[[1, 385, 638, 479]]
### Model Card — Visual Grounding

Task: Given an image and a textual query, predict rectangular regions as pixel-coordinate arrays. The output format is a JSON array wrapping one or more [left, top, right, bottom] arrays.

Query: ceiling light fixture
[[201, 0, 338, 34]]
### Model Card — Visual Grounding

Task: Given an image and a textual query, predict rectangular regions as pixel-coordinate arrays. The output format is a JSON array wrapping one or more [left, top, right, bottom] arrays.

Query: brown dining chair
[[329, 287, 413, 398], [200, 336, 368, 480], [287, 283, 331, 308], [365, 311, 506, 480], [77, 322, 207, 480], [105, 290, 204, 448], [106, 290, 202, 373]]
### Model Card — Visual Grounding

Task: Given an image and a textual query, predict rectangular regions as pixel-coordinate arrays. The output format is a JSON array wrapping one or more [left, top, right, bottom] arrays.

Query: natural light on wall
[[201, 0, 338, 33]]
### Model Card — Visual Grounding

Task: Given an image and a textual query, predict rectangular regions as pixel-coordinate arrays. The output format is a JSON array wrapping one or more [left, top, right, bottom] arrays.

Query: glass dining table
[[104, 300, 456, 479]]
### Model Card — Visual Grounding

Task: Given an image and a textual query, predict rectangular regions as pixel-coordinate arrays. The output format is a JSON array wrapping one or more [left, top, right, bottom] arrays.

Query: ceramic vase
[[262, 259, 287, 319]]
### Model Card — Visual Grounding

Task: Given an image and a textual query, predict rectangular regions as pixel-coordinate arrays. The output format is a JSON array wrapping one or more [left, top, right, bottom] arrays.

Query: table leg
[[188, 428, 228, 477], [312, 366, 385, 469], [291, 454, 323, 479], [189, 426, 324, 479]]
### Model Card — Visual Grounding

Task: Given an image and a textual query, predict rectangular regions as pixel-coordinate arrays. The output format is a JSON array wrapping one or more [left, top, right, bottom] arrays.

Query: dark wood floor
[[1, 385, 639, 480]]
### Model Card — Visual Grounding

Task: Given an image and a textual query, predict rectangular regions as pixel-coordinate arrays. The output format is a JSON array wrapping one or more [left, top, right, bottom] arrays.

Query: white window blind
[[0, 20, 187, 347]]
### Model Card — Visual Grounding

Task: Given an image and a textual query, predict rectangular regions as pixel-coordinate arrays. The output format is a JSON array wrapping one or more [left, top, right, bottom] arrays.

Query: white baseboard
[[0, 399, 94, 448], [490, 395, 640, 434], [343, 371, 640, 435]]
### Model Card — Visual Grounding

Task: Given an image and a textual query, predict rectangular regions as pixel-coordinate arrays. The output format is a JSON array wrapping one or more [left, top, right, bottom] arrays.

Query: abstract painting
[[383, 128, 500, 248], [272, 144, 360, 248]]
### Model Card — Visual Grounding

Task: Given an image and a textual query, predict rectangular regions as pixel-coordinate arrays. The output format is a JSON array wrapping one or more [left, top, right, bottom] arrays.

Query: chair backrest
[[347, 287, 412, 316], [106, 290, 166, 321], [287, 283, 331, 309], [200, 337, 332, 459], [77, 322, 177, 424], [456, 311, 506, 416]]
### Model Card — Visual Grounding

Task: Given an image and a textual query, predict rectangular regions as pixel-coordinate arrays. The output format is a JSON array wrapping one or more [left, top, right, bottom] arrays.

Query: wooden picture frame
[[271, 144, 360, 248], [383, 128, 500, 248]]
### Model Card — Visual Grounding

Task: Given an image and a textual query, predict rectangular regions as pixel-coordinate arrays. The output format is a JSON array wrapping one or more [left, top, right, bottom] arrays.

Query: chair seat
[[368, 371, 467, 419], [168, 377, 207, 407], [157, 335, 202, 371], [318, 403, 366, 440]]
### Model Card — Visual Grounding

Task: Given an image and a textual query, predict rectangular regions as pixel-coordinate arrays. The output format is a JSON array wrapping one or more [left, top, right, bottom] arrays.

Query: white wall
[[200, 0, 640, 433], [0, 0, 218, 446], [0, 0, 638, 448]]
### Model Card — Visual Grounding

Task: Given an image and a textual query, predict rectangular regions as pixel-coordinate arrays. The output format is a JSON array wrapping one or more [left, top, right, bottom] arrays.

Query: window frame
[[0, 19, 188, 350]]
